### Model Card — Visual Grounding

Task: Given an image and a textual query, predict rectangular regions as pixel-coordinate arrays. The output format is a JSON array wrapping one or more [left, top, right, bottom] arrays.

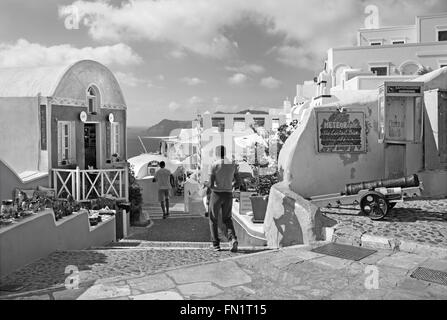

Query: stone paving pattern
[[0, 248, 248, 293], [2, 245, 447, 300], [322, 199, 447, 247]]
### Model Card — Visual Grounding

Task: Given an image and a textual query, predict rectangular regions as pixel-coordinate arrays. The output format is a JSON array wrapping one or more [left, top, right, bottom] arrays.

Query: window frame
[[392, 39, 406, 45], [40, 105, 47, 151], [110, 122, 121, 158], [370, 66, 389, 76], [86, 85, 101, 114], [436, 26, 447, 42], [369, 40, 383, 46], [57, 121, 76, 165]]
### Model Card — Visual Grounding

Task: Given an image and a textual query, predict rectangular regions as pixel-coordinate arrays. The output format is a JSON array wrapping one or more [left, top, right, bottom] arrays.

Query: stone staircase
[[143, 196, 205, 220], [92, 239, 268, 251]]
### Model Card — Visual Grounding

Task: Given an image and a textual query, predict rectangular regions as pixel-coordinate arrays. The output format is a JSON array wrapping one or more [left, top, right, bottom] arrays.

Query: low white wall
[[138, 178, 159, 204], [0, 210, 116, 278]]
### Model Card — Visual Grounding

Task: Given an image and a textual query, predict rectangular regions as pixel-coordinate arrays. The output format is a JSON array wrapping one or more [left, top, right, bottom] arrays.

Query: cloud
[[115, 71, 163, 88], [115, 72, 142, 87], [61, 0, 447, 68], [169, 49, 187, 59], [260, 76, 282, 89], [188, 96, 204, 106], [225, 63, 265, 74], [0, 39, 142, 68], [60, 0, 244, 59], [168, 102, 181, 111], [181, 77, 206, 86], [215, 104, 241, 113], [228, 73, 248, 86]]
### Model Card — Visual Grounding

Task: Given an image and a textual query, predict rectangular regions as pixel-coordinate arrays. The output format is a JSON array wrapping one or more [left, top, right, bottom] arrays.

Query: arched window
[[87, 85, 101, 113], [399, 61, 421, 76]]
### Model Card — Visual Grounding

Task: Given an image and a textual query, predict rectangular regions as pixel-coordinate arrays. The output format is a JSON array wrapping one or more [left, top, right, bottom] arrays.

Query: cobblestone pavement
[[127, 217, 213, 242], [0, 248, 249, 294], [2, 245, 447, 300], [321, 199, 447, 247]]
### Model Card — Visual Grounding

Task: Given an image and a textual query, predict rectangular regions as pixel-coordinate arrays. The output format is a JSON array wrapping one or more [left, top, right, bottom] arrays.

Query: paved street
[[322, 199, 447, 248], [1, 244, 446, 300], [0, 246, 253, 294], [1, 199, 446, 300]]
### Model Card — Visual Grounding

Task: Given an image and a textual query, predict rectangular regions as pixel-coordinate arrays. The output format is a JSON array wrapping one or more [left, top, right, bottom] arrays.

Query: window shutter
[[106, 122, 111, 159], [70, 121, 76, 163], [115, 123, 120, 156], [57, 122, 62, 164]]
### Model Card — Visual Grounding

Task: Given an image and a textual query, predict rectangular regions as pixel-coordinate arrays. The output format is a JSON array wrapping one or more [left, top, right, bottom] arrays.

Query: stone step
[[91, 240, 269, 251]]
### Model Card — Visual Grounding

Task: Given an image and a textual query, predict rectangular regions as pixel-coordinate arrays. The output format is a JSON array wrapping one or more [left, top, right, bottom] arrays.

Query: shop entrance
[[84, 124, 97, 169]]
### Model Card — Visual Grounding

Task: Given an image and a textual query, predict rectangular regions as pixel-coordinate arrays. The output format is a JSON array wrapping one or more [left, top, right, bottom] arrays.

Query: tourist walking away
[[208, 146, 241, 252], [153, 161, 172, 219]]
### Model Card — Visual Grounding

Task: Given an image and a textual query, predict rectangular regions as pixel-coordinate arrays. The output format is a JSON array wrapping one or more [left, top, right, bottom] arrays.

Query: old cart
[[310, 174, 423, 220]]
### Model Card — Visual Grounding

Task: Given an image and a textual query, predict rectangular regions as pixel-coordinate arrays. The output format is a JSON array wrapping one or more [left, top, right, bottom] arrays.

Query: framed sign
[[316, 111, 366, 153]]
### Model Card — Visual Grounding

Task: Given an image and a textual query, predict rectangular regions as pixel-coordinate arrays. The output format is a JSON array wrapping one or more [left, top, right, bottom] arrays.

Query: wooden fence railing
[[53, 167, 128, 201]]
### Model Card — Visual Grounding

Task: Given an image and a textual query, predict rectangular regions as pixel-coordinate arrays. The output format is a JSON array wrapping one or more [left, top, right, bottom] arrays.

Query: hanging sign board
[[378, 82, 424, 144], [316, 111, 366, 153]]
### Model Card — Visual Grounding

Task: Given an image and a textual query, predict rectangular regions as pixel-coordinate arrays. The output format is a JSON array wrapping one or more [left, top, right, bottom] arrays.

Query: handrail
[[52, 167, 128, 201]]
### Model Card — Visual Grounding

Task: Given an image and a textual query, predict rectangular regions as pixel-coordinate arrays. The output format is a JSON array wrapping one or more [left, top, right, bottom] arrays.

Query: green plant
[[256, 173, 279, 196], [128, 164, 143, 222], [417, 65, 432, 75]]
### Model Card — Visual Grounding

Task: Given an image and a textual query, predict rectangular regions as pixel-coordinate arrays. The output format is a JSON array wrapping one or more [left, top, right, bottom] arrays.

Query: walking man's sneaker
[[230, 239, 238, 253], [212, 244, 221, 251]]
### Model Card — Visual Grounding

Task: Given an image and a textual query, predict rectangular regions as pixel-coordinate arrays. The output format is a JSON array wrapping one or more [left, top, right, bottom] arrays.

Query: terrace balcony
[[52, 167, 129, 202]]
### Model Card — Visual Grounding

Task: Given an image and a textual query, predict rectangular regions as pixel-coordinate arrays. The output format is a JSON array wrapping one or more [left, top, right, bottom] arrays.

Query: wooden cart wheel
[[360, 191, 388, 220]]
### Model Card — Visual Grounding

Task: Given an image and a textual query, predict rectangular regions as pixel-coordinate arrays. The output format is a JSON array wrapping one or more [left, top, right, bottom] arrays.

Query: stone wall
[[264, 182, 336, 248]]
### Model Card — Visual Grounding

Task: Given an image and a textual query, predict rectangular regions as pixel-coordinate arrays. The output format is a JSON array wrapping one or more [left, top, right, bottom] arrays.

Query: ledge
[[0, 209, 116, 278], [231, 201, 266, 242]]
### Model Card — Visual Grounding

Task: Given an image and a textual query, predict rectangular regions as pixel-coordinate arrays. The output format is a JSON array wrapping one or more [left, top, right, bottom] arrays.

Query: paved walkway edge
[[325, 226, 447, 259]]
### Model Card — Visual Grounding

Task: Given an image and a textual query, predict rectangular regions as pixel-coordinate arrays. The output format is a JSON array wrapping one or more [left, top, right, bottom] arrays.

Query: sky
[[1, 0, 447, 127]]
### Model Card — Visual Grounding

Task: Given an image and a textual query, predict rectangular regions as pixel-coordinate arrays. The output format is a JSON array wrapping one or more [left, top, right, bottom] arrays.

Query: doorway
[[385, 144, 406, 179], [84, 124, 97, 169]]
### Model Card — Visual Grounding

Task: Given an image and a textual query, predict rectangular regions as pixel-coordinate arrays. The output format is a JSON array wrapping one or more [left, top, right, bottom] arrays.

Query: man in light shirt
[[153, 161, 172, 219], [208, 146, 241, 252]]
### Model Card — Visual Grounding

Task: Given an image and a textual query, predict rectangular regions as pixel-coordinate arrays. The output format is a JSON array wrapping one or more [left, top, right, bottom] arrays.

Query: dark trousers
[[209, 191, 237, 246]]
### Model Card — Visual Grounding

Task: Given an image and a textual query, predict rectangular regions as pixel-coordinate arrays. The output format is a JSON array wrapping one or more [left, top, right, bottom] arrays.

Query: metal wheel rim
[[361, 194, 387, 219]]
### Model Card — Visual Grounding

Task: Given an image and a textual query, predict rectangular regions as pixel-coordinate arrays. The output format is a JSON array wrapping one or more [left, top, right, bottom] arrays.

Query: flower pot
[[250, 195, 269, 223]]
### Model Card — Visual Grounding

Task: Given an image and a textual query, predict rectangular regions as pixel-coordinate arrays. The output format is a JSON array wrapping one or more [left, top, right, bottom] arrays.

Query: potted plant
[[128, 165, 143, 224], [250, 173, 279, 223]]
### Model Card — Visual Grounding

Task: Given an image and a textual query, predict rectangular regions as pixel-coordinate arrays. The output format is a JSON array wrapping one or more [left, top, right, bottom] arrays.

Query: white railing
[[53, 167, 129, 201]]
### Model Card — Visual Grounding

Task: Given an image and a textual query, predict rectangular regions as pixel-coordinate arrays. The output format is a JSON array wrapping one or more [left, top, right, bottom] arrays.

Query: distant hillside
[[127, 119, 193, 158], [146, 119, 192, 136], [215, 109, 269, 115]]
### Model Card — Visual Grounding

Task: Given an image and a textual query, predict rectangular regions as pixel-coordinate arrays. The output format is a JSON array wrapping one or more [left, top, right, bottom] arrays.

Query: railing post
[[71, 171, 75, 200], [82, 171, 85, 201], [119, 170, 123, 199], [53, 170, 57, 194], [76, 166, 81, 202], [101, 171, 104, 197], [124, 167, 129, 202]]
